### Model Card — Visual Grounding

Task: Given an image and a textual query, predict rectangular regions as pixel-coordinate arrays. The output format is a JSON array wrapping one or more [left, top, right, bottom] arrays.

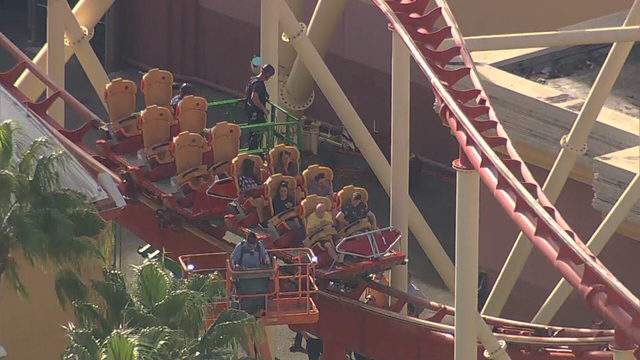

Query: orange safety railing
[[178, 248, 319, 326]]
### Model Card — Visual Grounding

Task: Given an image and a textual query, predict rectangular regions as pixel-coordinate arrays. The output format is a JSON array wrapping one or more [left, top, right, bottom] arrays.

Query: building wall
[[0, 254, 104, 359]]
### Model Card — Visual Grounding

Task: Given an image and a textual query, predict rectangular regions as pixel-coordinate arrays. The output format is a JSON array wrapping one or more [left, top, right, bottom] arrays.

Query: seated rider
[[336, 192, 377, 230], [171, 83, 195, 111], [238, 158, 262, 197], [274, 150, 299, 177], [304, 203, 342, 264], [272, 181, 303, 241], [307, 173, 333, 197]]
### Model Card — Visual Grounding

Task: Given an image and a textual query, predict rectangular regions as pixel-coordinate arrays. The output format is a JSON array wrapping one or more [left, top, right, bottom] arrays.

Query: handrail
[[373, 0, 640, 344]]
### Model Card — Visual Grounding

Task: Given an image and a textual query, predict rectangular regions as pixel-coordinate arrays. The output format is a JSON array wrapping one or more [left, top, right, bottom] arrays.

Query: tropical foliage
[[0, 120, 105, 298], [60, 261, 262, 359]]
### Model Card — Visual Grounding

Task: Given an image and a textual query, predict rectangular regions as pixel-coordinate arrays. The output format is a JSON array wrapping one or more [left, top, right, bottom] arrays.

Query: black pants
[[247, 110, 266, 150]]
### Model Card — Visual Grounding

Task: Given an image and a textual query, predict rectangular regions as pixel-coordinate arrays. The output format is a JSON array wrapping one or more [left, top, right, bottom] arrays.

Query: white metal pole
[[390, 31, 410, 295], [276, 2, 510, 358], [482, 0, 640, 317], [457, 26, 640, 51], [283, 0, 347, 110], [47, 0, 66, 125], [16, 0, 114, 101], [533, 172, 640, 324], [454, 154, 480, 360], [261, 0, 279, 111]]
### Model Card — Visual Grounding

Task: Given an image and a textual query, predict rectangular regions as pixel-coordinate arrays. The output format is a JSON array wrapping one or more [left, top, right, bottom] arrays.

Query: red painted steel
[[373, 0, 640, 347]]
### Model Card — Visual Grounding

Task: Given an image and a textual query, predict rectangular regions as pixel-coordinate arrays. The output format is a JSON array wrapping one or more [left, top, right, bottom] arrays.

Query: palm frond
[[17, 137, 49, 176], [30, 149, 64, 194], [199, 309, 256, 352], [0, 120, 15, 170], [62, 322, 100, 360], [55, 269, 89, 310], [133, 262, 171, 310], [184, 273, 227, 302], [136, 326, 185, 360], [73, 301, 110, 335], [92, 268, 130, 327], [122, 304, 159, 330], [99, 330, 139, 360], [2, 254, 27, 299]]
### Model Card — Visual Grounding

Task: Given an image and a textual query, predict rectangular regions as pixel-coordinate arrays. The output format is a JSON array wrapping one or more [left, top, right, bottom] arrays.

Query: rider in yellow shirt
[[304, 203, 342, 264]]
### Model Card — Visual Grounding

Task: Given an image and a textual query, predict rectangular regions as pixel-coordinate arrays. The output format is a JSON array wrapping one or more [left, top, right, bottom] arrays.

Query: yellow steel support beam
[[16, 0, 114, 103], [454, 26, 640, 51], [47, 0, 65, 125]]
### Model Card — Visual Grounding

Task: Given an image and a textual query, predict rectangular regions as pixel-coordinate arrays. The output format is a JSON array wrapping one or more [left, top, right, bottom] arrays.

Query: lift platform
[[178, 248, 319, 327]]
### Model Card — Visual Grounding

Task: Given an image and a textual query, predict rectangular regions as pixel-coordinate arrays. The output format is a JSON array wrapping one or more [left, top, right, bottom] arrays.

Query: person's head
[[351, 192, 363, 207], [315, 202, 326, 216], [246, 232, 258, 250], [278, 181, 289, 199], [260, 64, 275, 80], [241, 158, 255, 178], [179, 83, 194, 97], [250, 56, 262, 75]]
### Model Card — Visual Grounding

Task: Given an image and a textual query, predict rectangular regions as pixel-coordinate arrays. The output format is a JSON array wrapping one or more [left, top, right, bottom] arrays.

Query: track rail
[[373, 0, 640, 345]]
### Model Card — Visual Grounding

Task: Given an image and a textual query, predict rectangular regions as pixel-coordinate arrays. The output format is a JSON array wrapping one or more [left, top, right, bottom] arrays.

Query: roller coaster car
[[103, 78, 143, 151], [141, 68, 174, 109], [178, 249, 319, 327], [302, 164, 334, 198], [139, 105, 176, 171], [171, 131, 211, 191], [208, 121, 241, 176], [176, 95, 207, 134]]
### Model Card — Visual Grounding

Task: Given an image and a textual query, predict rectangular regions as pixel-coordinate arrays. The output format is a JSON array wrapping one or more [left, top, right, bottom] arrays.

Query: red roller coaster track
[[0, 0, 638, 357]]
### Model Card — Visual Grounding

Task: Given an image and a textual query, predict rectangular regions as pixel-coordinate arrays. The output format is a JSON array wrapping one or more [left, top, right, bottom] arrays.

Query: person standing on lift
[[244, 64, 275, 149]]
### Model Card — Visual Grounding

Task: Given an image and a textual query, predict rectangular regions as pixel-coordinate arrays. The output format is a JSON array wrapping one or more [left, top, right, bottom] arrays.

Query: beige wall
[[448, 0, 633, 35], [0, 253, 103, 359]]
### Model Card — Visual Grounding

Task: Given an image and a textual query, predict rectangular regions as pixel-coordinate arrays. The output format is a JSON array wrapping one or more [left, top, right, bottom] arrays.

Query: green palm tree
[[0, 120, 105, 298], [60, 261, 263, 360]]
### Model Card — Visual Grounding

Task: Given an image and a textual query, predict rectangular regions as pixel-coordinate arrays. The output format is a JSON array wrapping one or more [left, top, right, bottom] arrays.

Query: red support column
[[323, 339, 347, 359]]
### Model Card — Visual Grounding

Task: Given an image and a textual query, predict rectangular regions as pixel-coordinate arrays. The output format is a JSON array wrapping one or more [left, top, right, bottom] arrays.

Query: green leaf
[[92, 269, 130, 327], [55, 269, 88, 310], [99, 330, 139, 360], [0, 120, 15, 170], [134, 262, 170, 309]]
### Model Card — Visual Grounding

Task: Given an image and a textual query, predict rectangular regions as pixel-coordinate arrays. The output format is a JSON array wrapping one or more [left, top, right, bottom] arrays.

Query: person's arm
[[259, 243, 271, 265], [251, 92, 268, 114], [336, 211, 346, 227], [231, 244, 242, 268]]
